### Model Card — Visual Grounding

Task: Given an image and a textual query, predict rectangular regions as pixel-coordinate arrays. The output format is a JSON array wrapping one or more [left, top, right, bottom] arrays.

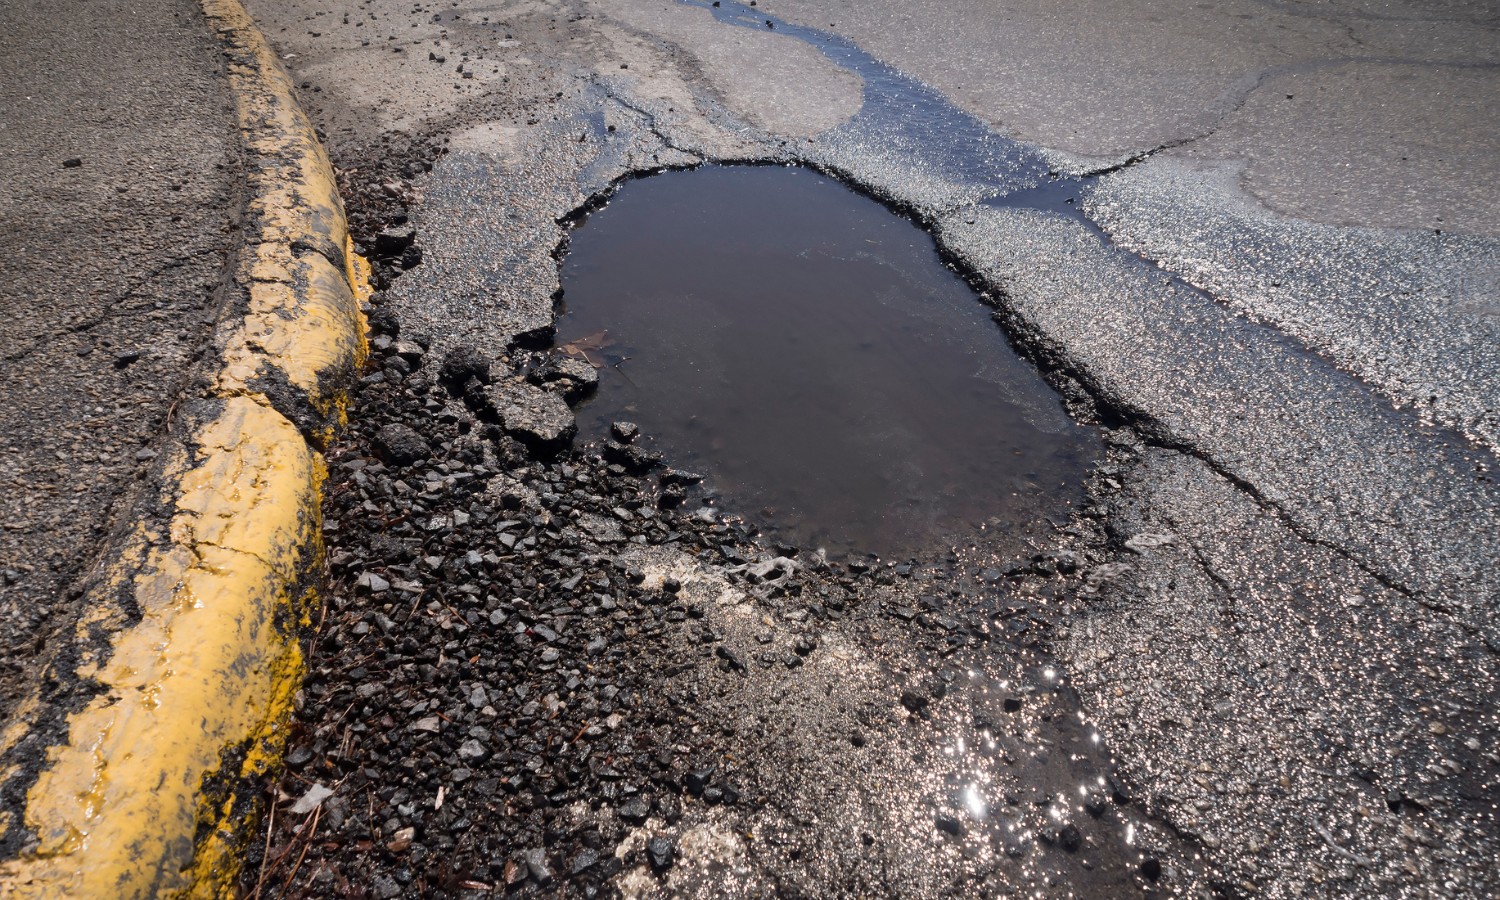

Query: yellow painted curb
[[0, 0, 368, 896]]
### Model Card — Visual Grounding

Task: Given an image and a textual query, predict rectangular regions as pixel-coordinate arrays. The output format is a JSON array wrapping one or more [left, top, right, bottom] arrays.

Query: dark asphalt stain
[[687, 0, 1051, 202], [554, 165, 1097, 559]]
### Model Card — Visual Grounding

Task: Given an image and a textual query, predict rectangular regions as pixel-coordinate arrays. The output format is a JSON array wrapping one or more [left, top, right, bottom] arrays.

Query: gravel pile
[[246, 315, 788, 893], [243, 313, 1193, 897]]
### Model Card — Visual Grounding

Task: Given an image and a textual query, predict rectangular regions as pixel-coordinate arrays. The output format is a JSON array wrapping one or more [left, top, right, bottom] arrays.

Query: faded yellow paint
[[205, 0, 367, 421], [348, 234, 375, 307], [2, 400, 321, 897], [0, 0, 368, 895]]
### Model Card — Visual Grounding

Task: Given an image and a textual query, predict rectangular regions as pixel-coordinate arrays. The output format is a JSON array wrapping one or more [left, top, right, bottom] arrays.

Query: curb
[[0, 0, 366, 895]]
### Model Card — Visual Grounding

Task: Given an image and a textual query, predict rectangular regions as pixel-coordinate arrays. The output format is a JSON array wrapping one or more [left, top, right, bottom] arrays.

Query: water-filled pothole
[[555, 165, 1097, 558]]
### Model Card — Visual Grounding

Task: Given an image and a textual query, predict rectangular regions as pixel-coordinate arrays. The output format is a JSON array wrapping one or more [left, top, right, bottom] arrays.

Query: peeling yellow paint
[[3, 401, 321, 897], [0, 694, 41, 766], [348, 234, 375, 308], [216, 246, 363, 415], [204, 0, 368, 421], [188, 588, 317, 892], [0, 0, 367, 895]]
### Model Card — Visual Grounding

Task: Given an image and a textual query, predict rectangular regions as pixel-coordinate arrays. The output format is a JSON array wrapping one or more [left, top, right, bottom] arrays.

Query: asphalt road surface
[[7, 0, 1498, 896], [0, 0, 240, 725]]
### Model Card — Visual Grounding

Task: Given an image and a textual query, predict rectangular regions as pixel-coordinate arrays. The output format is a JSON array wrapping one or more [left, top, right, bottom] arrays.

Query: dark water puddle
[[554, 165, 1097, 559]]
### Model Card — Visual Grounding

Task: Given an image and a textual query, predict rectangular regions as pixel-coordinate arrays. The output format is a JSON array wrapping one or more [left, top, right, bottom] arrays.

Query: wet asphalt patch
[[553, 164, 1096, 561], [684, 0, 1052, 212]]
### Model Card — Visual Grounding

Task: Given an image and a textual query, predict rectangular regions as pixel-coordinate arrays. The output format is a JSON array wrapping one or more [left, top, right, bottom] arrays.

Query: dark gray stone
[[618, 795, 651, 824], [478, 381, 576, 454], [647, 835, 676, 871], [537, 355, 599, 401], [523, 848, 553, 885], [375, 223, 417, 256], [439, 344, 489, 386], [373, 423, 428, 466]]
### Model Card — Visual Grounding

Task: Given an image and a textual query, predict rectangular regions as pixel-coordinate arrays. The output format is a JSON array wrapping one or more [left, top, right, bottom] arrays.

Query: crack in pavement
[[0, 250, 219, 364], [1246, 0, 1500, 29]]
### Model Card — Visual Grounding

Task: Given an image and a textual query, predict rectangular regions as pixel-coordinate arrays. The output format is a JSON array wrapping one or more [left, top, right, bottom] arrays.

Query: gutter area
[[0, 0, 366, 894]]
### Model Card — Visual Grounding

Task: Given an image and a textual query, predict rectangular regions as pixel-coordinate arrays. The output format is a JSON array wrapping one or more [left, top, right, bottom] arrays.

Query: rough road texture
[[246, 319, 1194, 899], [0, 0, 240, 723], [767, 0, 1500, 236], [239, 0, 1499, 897]]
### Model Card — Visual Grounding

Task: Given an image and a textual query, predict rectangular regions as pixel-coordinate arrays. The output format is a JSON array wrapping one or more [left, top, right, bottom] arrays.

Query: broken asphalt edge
[[0, 0, 369, 895]]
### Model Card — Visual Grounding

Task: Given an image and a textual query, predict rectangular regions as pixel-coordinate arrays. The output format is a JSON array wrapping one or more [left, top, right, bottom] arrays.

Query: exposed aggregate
[[246, 297, 1197, 897]]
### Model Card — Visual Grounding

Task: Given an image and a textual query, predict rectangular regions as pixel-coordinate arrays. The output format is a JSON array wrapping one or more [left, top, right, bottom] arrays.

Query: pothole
[[554, 164, 1098, 559]]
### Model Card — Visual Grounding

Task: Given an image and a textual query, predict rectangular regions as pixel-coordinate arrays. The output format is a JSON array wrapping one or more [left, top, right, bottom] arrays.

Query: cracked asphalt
[[0, 0, 240, 725], [4, 0, 1494, 895]]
